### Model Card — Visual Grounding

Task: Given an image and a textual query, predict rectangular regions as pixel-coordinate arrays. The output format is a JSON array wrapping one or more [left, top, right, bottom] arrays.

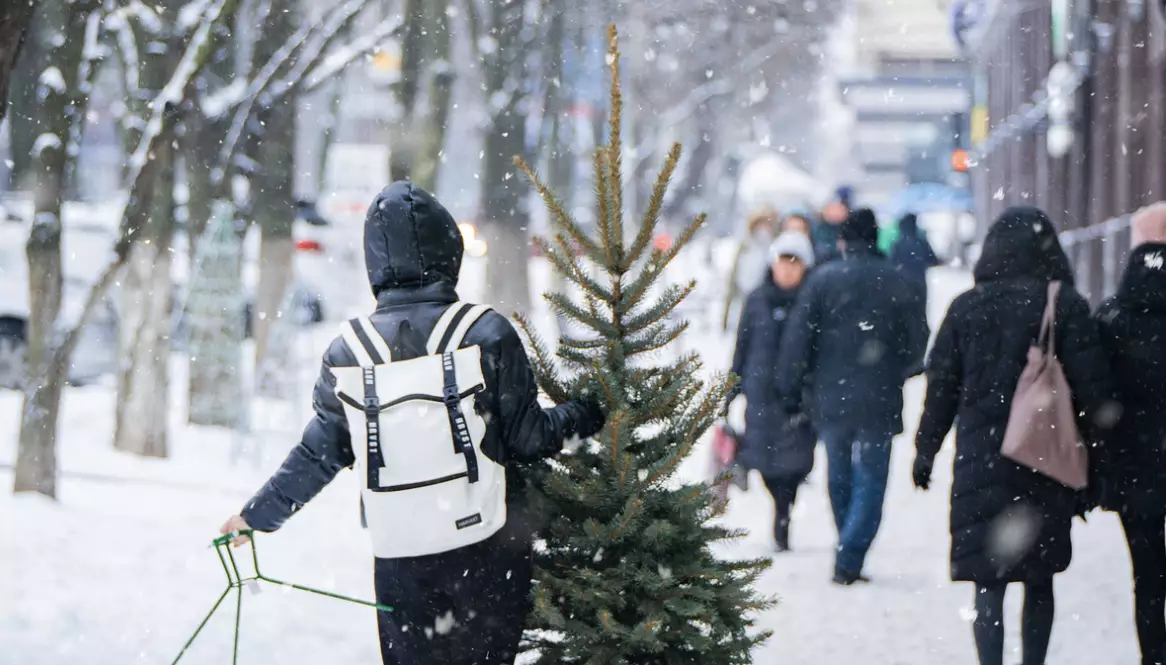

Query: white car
[[0, 208, 121, 390]]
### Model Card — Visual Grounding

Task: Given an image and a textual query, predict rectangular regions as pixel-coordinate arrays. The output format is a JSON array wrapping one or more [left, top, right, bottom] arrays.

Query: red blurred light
[[295, 239, 324, 253]]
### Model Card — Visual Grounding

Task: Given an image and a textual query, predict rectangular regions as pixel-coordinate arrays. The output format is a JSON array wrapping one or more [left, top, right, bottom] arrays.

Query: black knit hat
[[841, 208, 879, 245]]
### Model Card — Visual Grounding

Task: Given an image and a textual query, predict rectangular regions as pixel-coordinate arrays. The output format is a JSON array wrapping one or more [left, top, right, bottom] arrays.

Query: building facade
[[962, 0, 1166, 301]]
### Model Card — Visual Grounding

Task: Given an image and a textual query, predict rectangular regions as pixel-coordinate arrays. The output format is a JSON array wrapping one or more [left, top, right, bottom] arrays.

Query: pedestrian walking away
[[913, 206, 1114, 665], [722, 208, 779, 332], [218, 182, 605, 665], [890, 212, 940, 306], [728, 231, 817, 552], [1095, 202, 1166, 665], [777, 207, 929, 584]]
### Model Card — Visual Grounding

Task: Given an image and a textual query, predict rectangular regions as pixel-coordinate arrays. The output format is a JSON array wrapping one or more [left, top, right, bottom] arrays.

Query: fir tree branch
[[626, 142, 682, 269], [514, 156, 604, 260], [624, 281, 697, 335], [514, 314, 571, 404], [552, 234, 613, 299], [592, 149, 615, 269], [546, 292, 616, 337], [625, 321, 689, 357]]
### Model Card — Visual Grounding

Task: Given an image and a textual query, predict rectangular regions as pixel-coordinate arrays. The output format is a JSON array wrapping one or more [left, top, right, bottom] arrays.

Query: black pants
[[373, 531, 533, 665], [1122, 512, 1166, 665], [762, 473, 803, 546], [972, 579, 1055, 665]]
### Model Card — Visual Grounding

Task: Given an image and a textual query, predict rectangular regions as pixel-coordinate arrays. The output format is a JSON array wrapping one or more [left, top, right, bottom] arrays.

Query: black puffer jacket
[[915, 207, 1113, 583], [1094, 242, 1166, 515], [730, 276, 816, 478], [241, 182, 604, 534], [777, 243, 930, 435]]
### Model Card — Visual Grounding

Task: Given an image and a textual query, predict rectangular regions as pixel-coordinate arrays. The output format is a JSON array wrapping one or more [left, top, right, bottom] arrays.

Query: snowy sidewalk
[[0, 267, 1142, 664]]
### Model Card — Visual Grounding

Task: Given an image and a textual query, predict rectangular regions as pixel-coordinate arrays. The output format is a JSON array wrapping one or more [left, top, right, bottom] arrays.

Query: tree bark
[[113, 144, 175, 458], [6, 5, 46, 189], [250, 0, 298, 372], [480, 0, 532, 316], [0, 0, 38, 124], [14, 0, 98, 497], [113, 3, 180, 458]]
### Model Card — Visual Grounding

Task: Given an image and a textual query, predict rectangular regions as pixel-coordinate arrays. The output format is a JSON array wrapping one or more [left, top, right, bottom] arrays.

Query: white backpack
[[331, 302, 507, 559]]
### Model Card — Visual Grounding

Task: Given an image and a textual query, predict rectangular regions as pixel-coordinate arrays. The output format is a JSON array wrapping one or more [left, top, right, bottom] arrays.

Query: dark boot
[[774, 515, 790, 552]]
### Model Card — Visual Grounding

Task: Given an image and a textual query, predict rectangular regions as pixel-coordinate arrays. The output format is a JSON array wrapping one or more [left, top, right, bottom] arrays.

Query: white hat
[[768, 231, 815, 268]]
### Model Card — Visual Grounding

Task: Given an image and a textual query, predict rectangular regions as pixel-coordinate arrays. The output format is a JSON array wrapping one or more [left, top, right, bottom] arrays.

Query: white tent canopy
[[736, 152, 830, 218]]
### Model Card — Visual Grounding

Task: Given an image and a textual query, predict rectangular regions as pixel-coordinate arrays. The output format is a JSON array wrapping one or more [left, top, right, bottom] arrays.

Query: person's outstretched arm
[[223, 339, 356, 541], [475, 314, 605, 463]]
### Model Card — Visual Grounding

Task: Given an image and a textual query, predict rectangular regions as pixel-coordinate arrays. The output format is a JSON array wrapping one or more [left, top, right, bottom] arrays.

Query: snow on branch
[[104, 9, 140, 95], [299, 15, 403, 93], [215, 2, 401, 185], [66, 9, 107, 164], [59, 0, 242, 362]]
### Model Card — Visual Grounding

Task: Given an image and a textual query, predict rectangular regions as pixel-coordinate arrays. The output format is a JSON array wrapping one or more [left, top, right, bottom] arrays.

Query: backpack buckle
[[443, 385, 460, 406], [364, 397, 379, 416]]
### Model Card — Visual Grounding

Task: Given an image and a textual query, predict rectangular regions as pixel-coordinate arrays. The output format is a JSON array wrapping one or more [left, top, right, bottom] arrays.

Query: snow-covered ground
[[0, 265, 1141, 665]]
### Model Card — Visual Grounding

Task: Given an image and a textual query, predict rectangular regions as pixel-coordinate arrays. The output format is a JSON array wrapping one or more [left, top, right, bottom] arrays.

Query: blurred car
[[0, 212, 120, 390]]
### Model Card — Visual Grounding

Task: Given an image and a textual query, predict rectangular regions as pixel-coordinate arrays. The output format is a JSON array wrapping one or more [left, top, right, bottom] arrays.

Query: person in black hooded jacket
[[777, 207, 929, 584], [219, 182, 605, 665], [1094, 203, 1166, 665], [913, 206, 1113, 665]]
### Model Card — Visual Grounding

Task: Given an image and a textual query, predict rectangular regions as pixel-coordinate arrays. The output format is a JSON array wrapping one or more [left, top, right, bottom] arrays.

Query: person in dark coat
[[913, 206, 1114, 665], [730, 231, 818, 552], [220, 182, 605, 665], [891, 213, 940, 303], [777, 207, 930, 584], [1095, 203, 1166, 665]]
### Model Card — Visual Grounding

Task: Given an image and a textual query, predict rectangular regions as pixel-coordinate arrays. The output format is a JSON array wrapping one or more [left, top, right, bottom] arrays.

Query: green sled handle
[[171, 530, 393, 664]]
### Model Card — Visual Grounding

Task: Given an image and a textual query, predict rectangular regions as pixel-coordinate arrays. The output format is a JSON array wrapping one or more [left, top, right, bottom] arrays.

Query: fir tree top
[[514, 25, 772, 665]]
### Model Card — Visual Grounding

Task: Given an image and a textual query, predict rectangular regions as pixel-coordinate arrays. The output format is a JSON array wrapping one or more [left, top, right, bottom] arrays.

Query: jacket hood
[[973, 206, 1074, 285], [899, 213, 919, 236], [364, 181, 464, 295], [1117, 243, 1166, 308]]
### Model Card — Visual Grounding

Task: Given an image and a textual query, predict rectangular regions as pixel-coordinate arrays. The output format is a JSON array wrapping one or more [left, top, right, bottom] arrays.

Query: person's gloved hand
[[577, 397, 606, 439], [912, 456, 933, 491]]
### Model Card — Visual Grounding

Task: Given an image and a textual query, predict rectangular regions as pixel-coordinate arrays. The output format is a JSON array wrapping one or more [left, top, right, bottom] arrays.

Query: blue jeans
[[820, 426, 893, 576]]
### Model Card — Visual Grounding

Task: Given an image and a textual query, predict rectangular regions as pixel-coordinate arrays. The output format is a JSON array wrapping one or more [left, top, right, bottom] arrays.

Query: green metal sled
[[171, 531, 392, 664]]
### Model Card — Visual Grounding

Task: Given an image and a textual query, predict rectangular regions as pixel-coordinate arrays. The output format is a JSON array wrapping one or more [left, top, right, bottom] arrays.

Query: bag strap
[[362, 366, 386, 487], [442, 350, 479, 483], [426, 302, 492, 355], [342, 317, 392, 366], [1039, 281, 1062, 357]]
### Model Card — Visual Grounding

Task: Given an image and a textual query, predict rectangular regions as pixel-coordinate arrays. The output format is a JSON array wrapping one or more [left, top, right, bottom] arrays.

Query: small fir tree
[[514, 26, 773, 665]]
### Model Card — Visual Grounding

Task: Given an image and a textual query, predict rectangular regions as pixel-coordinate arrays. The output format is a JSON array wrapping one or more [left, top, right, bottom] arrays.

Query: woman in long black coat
[[912, 206, 1113, 665], [730, 231, 817, 552], [1094, 204, 1166, 665]]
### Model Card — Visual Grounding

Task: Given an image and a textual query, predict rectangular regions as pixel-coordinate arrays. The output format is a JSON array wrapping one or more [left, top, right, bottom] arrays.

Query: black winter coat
[[915, 207, 1113, 583], [777, 243, 930, 435], [730, 277, 816, 478], [241, 182, 603, 539], [1095, 242, 1166, 515], [891, 229, 940, 286]]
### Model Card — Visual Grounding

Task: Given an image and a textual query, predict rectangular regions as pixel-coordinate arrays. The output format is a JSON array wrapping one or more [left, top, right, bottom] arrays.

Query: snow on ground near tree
[[0, 266, 1141, 664]]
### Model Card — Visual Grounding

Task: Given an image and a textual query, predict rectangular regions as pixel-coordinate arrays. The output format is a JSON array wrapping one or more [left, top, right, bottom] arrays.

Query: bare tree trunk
[[409, 0, 452, 191], [14, 0, 99, 497], [6, 7, 45, 189], [0, 0, 38, 123], [250, 0, 298, 371], [480, 0, 532, 316], [113, 5, 180, 457], [114, 148, 175, 458]]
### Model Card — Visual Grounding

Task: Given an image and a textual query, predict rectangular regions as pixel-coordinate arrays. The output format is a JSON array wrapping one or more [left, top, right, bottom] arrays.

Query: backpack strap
[[427, 303, 492, 354], [342, 317, 392, 366], [439, 305, 492, 353], [442, 350, 479, 483], [362, 365, 386, 489]]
